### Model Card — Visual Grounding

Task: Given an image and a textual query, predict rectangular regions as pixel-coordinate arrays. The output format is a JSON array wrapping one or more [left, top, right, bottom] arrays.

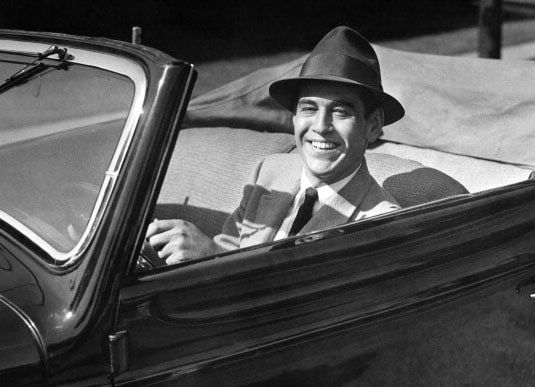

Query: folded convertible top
[[185, 46, 535, 168]]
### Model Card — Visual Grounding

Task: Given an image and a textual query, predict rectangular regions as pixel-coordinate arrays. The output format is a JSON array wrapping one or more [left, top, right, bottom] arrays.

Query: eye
[[333, 108, 351, 118], [297, 103, 317, 115]]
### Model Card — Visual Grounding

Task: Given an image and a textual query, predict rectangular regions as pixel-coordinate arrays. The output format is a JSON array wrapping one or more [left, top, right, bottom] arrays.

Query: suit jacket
[[214, 153, 400, 250]]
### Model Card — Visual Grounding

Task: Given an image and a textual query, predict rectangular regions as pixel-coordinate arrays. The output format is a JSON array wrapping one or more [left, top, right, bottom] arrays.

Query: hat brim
[[269, 75, 405, 126]]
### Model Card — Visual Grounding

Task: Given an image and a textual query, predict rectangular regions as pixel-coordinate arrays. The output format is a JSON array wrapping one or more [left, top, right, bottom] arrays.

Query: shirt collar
[[299, 162, 362, 205]]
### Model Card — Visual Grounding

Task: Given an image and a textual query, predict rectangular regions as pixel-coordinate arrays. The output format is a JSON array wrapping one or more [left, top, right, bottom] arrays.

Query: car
[[1, 28, 535, 386]]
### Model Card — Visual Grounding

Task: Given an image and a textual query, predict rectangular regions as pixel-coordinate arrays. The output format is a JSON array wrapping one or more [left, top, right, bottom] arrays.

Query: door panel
[[116, 182, 535, 385]]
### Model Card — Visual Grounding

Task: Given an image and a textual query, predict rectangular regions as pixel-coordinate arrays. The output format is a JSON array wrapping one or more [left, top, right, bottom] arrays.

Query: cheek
[[293, 117, 308, 139], [339, 125, 368, 152]]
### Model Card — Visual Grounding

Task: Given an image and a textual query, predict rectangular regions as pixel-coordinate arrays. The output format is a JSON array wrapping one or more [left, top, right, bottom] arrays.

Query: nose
[[312, 111, 333, 134]]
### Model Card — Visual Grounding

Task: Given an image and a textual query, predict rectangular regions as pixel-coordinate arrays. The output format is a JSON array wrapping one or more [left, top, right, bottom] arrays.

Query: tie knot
[[304, 187, 318, 203]]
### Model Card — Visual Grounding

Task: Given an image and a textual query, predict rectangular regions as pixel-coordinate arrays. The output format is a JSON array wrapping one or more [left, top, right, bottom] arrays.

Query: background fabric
[[185, 46, 535, 168]]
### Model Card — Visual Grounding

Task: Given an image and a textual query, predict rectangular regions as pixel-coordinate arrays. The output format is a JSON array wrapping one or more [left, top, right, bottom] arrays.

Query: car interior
[[153, 50, 535, 243]]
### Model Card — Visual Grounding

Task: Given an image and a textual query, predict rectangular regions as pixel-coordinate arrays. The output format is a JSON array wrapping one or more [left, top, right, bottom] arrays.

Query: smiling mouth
[[310, 140, 339, 150]]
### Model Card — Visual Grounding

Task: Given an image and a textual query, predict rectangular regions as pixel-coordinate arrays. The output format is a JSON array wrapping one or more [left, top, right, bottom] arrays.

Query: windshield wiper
[[0, 45, 69, 93]]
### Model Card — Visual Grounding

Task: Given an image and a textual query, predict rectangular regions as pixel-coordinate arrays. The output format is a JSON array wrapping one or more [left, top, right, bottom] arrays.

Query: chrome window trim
[[0, 39, 147, 263]]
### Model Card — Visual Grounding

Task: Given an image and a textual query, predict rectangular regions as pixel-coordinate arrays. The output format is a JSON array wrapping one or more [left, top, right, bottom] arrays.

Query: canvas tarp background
[[185, 45, 535, 168]]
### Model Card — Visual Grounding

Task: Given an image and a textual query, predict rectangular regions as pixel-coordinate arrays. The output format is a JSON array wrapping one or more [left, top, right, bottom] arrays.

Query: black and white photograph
[[1, 1, 535, 385]]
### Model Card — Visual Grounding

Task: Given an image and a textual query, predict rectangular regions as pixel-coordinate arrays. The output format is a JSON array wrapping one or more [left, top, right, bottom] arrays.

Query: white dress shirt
[[273, 165, 361, 240]]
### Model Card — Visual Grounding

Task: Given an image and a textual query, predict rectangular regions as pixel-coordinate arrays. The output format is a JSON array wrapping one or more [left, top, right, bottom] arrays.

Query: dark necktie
[[288, 187, 318, 237]]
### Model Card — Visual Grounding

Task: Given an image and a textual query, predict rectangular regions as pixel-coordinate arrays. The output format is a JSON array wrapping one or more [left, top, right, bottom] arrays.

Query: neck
[[305, 162, 363, 188]]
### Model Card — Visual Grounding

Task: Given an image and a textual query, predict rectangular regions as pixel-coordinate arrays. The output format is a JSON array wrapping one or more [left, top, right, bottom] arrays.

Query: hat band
[[300, 53, 382, 90]]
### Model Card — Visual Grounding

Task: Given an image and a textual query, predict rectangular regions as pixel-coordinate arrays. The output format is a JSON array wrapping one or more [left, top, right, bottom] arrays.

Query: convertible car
[[1, 28, 535, 386]]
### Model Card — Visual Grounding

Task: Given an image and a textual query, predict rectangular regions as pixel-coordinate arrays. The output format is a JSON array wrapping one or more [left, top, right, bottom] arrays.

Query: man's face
[[293, 82, 382, 186]]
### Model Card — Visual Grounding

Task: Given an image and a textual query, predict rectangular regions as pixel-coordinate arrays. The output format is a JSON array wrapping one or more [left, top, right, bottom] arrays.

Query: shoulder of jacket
[[260, 153, 302, 173], [263, 152, 301, 164], [255, 153, 302, 185]]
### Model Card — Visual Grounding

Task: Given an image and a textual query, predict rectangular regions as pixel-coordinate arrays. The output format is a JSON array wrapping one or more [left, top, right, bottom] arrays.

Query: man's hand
[[146, 219, 223, 265]]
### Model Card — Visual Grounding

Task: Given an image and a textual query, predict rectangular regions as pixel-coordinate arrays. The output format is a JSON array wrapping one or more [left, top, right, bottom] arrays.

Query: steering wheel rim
[[136, 241, 166, 271]]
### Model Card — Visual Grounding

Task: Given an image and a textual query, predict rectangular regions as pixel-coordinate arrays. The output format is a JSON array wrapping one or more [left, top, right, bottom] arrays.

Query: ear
[[366, 107, 384, 143]]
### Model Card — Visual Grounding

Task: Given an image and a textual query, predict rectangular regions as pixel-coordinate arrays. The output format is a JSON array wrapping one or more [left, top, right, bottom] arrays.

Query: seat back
[[367, 153, 468, 208]]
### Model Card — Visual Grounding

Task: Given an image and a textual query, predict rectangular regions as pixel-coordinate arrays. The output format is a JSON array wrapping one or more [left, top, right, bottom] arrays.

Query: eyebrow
[[297, 98, 316, 106], [332, 99, 356, 109]]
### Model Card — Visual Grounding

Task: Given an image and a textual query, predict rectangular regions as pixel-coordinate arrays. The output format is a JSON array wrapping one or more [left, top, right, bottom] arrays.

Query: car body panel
[[0, 252, 46, 385], [116, 181, 535, 385]]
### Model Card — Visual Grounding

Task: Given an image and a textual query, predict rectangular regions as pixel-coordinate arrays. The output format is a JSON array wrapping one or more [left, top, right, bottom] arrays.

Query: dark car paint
[[0, 280, 45, 385], [116, 181, 535, 385], [0, 30, 196, 385]]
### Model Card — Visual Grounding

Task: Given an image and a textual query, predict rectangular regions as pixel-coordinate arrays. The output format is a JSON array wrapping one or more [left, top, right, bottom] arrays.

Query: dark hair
[[359, 89, 381, 119]]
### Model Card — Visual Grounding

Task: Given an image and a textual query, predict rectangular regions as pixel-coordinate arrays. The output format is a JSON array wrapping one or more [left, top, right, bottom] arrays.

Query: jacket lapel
[[300, 159, 371, 235], [241, 175, 300, 247]]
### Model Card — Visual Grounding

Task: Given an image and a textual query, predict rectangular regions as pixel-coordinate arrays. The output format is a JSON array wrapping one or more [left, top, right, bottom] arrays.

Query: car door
[[115, 180, 535, 386], [0, 29, 197, 385]]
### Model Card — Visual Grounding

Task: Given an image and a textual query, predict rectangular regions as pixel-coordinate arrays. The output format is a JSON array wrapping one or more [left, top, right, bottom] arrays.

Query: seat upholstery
[[366, 152, 468, 208], [368, 141, 533, 193], [156, 127, 468, 238], [156, 127, 296, 237]]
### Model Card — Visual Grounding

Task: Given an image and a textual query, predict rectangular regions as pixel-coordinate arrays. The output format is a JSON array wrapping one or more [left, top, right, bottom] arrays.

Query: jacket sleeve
[[213, 159, 264, 251]]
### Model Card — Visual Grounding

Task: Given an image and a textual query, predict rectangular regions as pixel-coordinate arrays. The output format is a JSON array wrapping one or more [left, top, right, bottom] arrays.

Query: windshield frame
[[0, 38, 147, 263]]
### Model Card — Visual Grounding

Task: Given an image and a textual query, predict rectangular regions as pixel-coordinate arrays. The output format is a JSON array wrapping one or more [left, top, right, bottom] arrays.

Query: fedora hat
[[269, 26, 404, 125]]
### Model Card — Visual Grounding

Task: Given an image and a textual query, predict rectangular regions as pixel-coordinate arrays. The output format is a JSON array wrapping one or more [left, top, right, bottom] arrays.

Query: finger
[[146, 219, 183, 239], [157, 236, 191, 259], [147, 228, 179, 250], [166, 251, 192, 265], [145, 220, 162, 240], [146, 219, 175, 238]]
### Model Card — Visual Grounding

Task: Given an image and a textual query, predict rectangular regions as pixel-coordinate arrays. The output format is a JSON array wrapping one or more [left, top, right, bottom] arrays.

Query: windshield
[[0, 50, 135, 254]]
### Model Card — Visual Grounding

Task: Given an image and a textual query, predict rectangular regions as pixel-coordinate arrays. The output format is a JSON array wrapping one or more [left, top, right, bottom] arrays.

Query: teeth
[[311, 141, 337, 150]]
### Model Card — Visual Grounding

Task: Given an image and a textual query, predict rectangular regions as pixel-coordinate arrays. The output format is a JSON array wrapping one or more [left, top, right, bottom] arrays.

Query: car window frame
[[0, 39, 147, 263]]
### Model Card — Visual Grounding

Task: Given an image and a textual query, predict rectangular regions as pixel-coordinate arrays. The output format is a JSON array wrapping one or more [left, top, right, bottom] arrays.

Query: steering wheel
[[136, 241, 166, 271]]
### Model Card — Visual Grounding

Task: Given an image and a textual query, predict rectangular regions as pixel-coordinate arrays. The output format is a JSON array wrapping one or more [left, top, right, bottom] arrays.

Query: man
[[146, 26, 405, 264]]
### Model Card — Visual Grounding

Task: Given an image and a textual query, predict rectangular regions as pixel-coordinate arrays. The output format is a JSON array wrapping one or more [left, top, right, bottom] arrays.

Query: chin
[[306, 168, 339, 185], [306, 164, 334, 177]]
